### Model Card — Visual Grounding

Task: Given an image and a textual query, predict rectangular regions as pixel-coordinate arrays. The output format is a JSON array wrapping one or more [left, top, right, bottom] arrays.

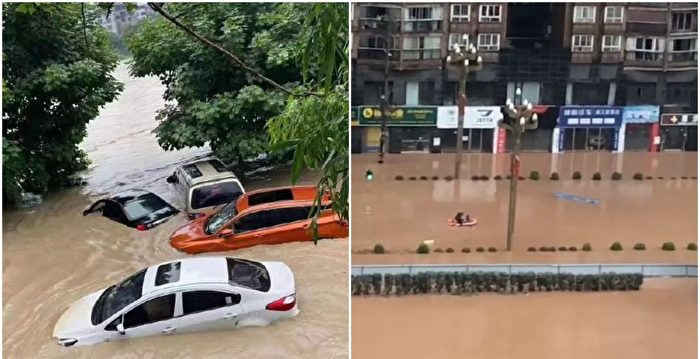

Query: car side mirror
[[219, 228, 233, 237], [166, 174, 177, 184], [117, 323, 125, 335]]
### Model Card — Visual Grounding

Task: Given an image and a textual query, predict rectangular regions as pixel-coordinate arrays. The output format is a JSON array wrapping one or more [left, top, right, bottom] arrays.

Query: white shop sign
[[437, 106, 503, 129]]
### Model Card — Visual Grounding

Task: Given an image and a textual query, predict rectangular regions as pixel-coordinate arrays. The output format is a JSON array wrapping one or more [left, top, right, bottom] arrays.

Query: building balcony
[[402, 20, 442, 32], [357, 19, 402, 33], [356, 48, 400, 61], [625, 22, 667, 35], [602, 23, 625, 34], [476, 22, 505, 33], [571, 52, 595, 64], [667, 51, 698, 63], [624, 51, 664, 68], [402, 49, 442, 60]]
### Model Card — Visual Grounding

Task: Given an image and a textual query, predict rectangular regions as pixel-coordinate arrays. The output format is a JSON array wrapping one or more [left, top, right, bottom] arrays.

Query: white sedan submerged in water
[[53, 257, 298, 347]]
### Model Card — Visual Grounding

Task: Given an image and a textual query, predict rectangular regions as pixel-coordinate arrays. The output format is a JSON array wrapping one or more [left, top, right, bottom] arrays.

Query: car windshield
[[226, 258, 271, 292], [123, 194, 170, 221], [98, 268, 146, 323], [204, 201, 238, 234], [191, 181, 243, 210]]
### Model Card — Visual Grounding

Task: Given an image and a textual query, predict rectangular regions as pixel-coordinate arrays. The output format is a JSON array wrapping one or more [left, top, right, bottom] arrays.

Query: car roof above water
[[109, 189, 155, 205], [182, 158, 238, 187], [141, 257, 231, 295]]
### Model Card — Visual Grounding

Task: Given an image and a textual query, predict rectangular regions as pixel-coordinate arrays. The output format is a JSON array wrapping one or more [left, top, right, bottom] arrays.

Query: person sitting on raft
[[454, 212, 472, 226]]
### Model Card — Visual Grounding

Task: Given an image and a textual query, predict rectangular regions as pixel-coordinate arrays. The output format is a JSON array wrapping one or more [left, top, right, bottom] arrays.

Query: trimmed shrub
[[611, 172, 622, 180], [692, 177, 697, 180], [568, 246, 578, 252], [572, 171, 582, 180], [633, 173, 644, 180], [530, 171, 540, 180], [558, 246, 568, 251], [461, 247, 471, 253], [645, 176, 653, 180], [681, 176, 689, 180], [610, 242, 623, 251], [476, 247, 485, 253], [550, 172, 559, 180], [417, 244, 430, 254], [506, 175, 513, 180], [518, 176, 526, 181], [548, 246, 556, 252], [395, 175, 404, 180], [352, 272, 644, 297], [446, 247, 455, 253], [657, 176, 664, 180], [431, 175, 440, 180], [592, 172, 602, 181], [633, 243, 646, 251], [408, 176, 417, 181], [471, 175, 480, 181], [373, 244, 385, 254], [671, 177, 677, 180], [480, 175, 489, 181], [419, 176, 428, 180], [539, 246, 550, 252], [487, 247, 497, 252], [444, 175, 454, 181], [687, 243, 697, 251], [582, 243, 592, 251], [527, 246, 537, 252], [494, 175, 503, 180], [662, 242, 675, 251], [434, 248, 444, 253]]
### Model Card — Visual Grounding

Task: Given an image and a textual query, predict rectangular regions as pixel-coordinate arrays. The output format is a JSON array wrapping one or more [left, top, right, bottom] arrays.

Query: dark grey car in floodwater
[[83, 190, 180, 231]]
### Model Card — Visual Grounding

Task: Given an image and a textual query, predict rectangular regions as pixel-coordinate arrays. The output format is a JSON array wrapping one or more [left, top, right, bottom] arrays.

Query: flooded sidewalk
[[352, 153, 697, 264], [352, 278, 697, 359]]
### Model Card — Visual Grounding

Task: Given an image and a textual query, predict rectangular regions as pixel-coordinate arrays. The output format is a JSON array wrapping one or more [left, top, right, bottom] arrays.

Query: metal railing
[[352, 264, 697, 277]]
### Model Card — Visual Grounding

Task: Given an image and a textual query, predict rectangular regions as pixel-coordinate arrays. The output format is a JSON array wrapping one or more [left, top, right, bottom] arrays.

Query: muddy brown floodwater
[[352, 278, 697, 359], [352, 153, 697, 264], [3, 63, 348, 359]]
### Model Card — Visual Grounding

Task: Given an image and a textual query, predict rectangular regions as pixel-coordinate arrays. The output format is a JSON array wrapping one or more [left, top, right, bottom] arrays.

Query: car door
[[177, 290, 245, 334], [119, 293, 179, 340]]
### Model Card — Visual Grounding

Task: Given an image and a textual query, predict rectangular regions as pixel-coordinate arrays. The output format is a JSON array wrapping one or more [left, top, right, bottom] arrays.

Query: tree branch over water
[[147, 2, 320, 97]]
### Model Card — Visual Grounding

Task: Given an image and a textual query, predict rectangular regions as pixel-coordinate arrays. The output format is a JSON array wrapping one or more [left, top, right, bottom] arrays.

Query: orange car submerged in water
[[170, 186, 347, 254]]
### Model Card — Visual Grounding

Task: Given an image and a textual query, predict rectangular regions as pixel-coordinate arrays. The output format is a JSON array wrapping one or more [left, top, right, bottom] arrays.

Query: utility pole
[[378, 15, 392, 164], [501, 87, 538, 251], [446, 38, 481, 179]]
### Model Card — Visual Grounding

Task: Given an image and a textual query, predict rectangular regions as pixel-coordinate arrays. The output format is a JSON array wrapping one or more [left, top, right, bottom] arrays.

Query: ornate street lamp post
[[446, 38, 481, 179], [500, 87, 538, 251], [378, 16, 394, 164]]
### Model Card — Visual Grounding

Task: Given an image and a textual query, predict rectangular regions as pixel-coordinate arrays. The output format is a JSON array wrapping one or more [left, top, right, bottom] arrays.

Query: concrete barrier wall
[[351, 264, 698, 277]]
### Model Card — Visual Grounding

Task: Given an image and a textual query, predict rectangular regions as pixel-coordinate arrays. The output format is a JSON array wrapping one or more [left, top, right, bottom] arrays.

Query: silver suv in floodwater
[[167, 159, 245, 220]]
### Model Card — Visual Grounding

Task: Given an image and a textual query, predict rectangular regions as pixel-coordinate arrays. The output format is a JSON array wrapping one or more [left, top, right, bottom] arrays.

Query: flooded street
[[352, 278, 697, 359], [352, 153, 697, 264], [3, 63, 348, 358]]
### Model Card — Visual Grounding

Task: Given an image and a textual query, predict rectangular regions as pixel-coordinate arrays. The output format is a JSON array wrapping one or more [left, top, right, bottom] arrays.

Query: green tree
[[2, 3, 123, 203], [128, 3, 303, 163]]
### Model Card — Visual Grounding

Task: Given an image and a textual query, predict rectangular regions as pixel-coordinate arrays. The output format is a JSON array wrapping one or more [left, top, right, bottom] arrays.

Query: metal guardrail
[[352, 264, 697, 277]]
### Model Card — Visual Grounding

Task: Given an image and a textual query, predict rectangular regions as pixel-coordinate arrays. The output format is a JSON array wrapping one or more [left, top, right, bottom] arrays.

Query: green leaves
[[3, 3, 122, 203]]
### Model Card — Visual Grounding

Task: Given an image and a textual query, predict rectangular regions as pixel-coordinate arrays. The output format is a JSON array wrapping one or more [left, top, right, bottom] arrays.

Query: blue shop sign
[[558, 106, 623, 127], [622, 105, 660, 124]]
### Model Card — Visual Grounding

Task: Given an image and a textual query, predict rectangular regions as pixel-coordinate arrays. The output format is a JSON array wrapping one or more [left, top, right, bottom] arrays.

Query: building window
[[451, 4, 470, 22], [573, 6, 596, 24], [403, 6, 443, 31], [627, 37, 664, 61], [672, 12, 694, 31], [572, 35, 594, 52], [402, 36, 442, 60], [669, 38, 698, 62], [477, 33, 500, 51], [604, 6, 623, 24], [601, 35, 621, 52], [478, 5, 501, 22], [448, 34, 470, 50]]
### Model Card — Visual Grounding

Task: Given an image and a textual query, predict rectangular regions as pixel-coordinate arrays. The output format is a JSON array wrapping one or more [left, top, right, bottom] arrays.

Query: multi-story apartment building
[[351, 3, 697, 153], [98, 3, 155, 36]]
